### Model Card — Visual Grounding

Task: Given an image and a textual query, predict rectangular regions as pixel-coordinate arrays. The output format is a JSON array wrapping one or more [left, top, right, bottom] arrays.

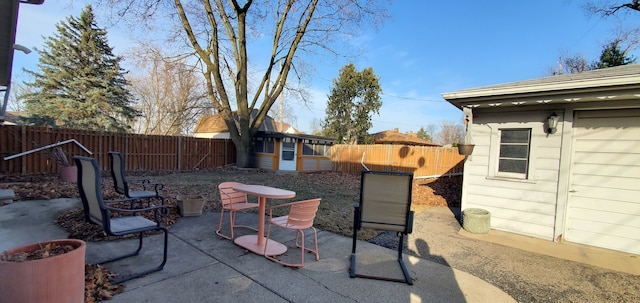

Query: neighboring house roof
[[373, 129, 439, 146], [193, 114, 228, 133], [442, 64, 640, 109], [273, 121, 299, 134], [193, 110, 277, 134], [1, 111, 27, 125]]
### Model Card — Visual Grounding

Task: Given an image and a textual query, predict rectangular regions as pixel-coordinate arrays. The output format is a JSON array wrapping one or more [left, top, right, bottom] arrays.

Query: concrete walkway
[[1, 198, 515, 303]]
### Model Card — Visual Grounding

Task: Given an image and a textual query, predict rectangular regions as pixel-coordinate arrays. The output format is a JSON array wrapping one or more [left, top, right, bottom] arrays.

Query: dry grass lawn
[[1, 168, 462, 241]]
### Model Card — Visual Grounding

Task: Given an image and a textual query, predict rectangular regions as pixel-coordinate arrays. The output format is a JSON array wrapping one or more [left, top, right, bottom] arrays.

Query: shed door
[[565, 109, 640, 254], [279, 138, 297, 171]]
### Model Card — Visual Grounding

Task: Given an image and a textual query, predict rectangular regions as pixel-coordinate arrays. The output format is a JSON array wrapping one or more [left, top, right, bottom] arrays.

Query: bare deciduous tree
[[434, 120, 465, 146], [97, 0, 389, 167], [585, 0, 640, 16], [127, 45, 211, 135]]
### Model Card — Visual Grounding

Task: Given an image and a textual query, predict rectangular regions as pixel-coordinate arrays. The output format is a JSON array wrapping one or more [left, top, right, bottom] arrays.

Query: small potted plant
[[176, 194, 206, 216], [46, 147, 77, 182], [0, 239, 86, 303], [457, 134, 475, 156], [457, 117, 475, 156]]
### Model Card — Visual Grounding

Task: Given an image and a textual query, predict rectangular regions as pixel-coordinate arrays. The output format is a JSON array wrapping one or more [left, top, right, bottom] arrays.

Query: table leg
[[233, 193, 286, 256], [257, 196, 266, 246]]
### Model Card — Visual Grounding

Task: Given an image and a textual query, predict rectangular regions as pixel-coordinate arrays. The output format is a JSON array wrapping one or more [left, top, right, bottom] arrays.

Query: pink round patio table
[[231, 184, 296, 256]]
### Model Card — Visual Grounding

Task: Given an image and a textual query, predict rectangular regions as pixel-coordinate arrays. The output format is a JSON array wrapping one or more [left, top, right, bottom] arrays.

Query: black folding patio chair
[[108, 151, 164, 208], [74, 156, 169, 284], [350, 170, 415, 285]]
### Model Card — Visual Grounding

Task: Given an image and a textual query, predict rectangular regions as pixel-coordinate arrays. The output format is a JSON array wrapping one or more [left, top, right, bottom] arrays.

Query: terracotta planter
[[177, 195, 205, 216], [457, 144, 475, 156], [58, 165, 78, 182], [0, 239, 86, 303]]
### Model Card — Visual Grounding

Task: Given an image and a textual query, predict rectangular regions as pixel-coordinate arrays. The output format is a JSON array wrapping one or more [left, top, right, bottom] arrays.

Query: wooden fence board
[[330, 144, 465, 178], [0, 125, 236, 174], [1, 126, 465, 180]]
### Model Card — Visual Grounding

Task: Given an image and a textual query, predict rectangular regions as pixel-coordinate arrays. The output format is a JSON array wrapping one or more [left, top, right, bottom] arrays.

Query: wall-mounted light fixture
[[547, 112, 559, 134]]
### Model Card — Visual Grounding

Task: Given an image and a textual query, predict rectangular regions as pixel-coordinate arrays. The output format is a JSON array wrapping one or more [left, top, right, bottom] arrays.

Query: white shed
[[442, 64, 640, 255]]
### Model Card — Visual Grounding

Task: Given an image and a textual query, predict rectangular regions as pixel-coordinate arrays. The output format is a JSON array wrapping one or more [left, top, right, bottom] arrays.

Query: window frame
[[496, 128, 531, 179]]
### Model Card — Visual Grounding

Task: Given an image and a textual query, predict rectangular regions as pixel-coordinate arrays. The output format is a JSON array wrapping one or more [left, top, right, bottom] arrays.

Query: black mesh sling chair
[[108, 151, 165, 208], [350, 170, 415, 285], [74, 156, 169, 284]]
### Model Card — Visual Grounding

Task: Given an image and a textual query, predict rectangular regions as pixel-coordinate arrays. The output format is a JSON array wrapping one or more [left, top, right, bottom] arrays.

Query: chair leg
[[216, 209, 258, 240], [295, 228, 319, 261], [109, 227, 169, 284], [215, 208, 233, 240], [98, 232, 144, 265]]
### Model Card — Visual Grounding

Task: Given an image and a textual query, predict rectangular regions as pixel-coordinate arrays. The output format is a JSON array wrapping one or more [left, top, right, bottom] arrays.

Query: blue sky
[[11, 1, 640, 134]]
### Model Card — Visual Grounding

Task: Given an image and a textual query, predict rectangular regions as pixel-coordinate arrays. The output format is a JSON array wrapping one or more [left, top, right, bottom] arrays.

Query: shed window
[[254, 139, 275, 154], [498, 129, 530, 178], [302, 143, 332, 156]]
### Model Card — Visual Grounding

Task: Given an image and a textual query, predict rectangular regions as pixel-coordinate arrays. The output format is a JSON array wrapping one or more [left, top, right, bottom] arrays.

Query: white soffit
[[442, 64, 640, 109]]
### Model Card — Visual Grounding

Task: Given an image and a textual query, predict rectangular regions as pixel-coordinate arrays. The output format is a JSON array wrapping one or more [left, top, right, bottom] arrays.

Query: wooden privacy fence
[[0, 125, 236, 174], [330, 144, 465, 178]]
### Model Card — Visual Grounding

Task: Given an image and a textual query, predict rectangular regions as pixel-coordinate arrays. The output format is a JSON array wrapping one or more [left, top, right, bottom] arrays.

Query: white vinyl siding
[[461, 110, 562, 240], [565, 109, 640, 254]]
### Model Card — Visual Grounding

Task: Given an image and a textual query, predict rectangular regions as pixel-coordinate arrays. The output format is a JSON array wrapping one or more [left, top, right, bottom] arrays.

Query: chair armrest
[[105, 204, 167, 223], [142, 179, 164, 193], [405, 210, 414, 234], [131, 179, 164, 194], [268, 201, 298, 219], [268, 199, 320, 219]]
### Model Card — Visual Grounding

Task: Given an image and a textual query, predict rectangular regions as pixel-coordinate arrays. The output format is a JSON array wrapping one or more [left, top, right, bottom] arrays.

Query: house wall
[[300, 156, 333, 171], [463, 99, 640, 244], [462, 108, 563, 240]]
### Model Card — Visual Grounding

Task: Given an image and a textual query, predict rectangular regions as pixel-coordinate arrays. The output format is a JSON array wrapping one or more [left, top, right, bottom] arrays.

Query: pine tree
[[322, 63, 382, 144], [21, 5, 139, 132], [590, 40, 637, 69]]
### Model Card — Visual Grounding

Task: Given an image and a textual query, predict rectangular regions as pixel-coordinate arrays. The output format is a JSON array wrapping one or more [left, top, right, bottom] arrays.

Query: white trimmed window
[[497, 129, 531, 178]]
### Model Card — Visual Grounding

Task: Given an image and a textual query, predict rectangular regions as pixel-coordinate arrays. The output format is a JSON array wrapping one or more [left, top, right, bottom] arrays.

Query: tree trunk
[[235, 140, 252, 168]]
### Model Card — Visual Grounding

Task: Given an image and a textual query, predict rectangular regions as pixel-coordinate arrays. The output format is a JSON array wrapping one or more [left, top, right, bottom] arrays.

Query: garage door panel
[[571, 164, 640, 179], [568, 207, 640, 229], [575, 108, 640, 122], [565, 227, 640, 254], [573, 141, 640, 153], [570, 195, 640, 215], [567, 108, 640, 254], [572, 152, 640, 166], [571, 188, 639, 205], [571, 174, 639, 190]]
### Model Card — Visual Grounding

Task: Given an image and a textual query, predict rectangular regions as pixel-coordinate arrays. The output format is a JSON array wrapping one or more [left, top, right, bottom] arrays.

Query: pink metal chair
[[216, 182, 259, 240], [264, 198, 321, 267]]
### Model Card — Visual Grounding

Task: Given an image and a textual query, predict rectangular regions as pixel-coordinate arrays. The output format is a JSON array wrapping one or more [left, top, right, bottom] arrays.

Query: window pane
[[266, 141, 275, 153], [283, 141, 295, 149], [499, 159, 527, 174], [254, 142, 264, 153], [498, 129, 530, 176], [499, 145, 528, 158], [303, 143, 314, 155], [282, 150, 294, 160], [501, 130, 530, 143]]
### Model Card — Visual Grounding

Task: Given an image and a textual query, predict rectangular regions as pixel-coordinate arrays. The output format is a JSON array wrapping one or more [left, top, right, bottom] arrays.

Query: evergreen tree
[[322, 63, 382, 144], [416, 127, 432, 142], [590, 40, 637, 69], [21, 5, 139, 132]]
